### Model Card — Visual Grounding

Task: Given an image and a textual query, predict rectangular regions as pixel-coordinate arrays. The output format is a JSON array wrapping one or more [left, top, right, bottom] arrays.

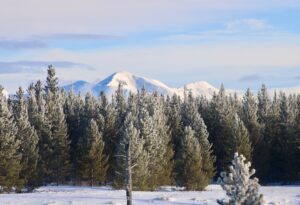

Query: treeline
[[0, 66, 299, 192]]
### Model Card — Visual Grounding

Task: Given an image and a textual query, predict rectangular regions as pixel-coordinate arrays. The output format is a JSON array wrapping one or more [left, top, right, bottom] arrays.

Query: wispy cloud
[[0, 39, 47, 50], [41, 33, 121, 40], [0, 61, 93, 74], [160, 18, 275, 43], [225, 19, 271, 31], [239, 74, 261, 82], [0, 33, 121, 51]]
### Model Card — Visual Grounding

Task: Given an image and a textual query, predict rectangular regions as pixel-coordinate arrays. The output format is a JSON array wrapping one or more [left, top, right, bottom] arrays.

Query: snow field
[[0, 185, 299, 205]]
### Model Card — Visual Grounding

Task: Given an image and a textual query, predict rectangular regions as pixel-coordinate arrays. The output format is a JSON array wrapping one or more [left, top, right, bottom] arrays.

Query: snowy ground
[[0, 185, 299, 205]]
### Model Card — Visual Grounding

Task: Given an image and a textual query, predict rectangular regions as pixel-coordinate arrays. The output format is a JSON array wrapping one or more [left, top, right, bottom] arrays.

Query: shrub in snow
[[217, 152, 264, 205]]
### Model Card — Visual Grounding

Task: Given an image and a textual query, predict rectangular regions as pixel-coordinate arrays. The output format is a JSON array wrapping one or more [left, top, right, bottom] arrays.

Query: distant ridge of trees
[[0, 65, 298, 192]]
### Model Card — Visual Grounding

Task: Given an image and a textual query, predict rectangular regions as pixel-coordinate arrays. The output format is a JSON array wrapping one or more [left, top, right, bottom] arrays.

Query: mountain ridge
[[62, 71, 224, 98]]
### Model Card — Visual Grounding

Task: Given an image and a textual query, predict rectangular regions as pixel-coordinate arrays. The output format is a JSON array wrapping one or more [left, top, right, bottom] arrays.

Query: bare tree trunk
[[125, 142, 132, 205]]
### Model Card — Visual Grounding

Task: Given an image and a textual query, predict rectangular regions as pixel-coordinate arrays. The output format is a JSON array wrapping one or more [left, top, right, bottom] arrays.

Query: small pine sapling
[[217, 152, 264, 205]]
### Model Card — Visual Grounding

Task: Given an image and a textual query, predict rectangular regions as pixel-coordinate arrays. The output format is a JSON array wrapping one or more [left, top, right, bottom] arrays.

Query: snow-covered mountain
[[177, 81, 219, 97], [62, 71, 222, 98], [92, 72, 176, 96], [63, 80, 91, 95]]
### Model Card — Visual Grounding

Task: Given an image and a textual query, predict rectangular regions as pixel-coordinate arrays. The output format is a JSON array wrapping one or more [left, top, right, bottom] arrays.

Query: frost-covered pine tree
[[293, 95, 300, 181], [205, 85, 231, 174], [166, 94, 182, 161], [231, 114, 252, 161], [217, 153, 264, 205], [180, 91, 215, 187], [269, 92, 296, 182], [147, 93, 173, 188], [73, 92, 98, 178], [135, 99, 156, 190], [241, 89, 262, 146], [83, 92, 98, 119], [28, 81, 53, 184], [77, 119, 108, 185], [196, 116, 215, 183], [257, 84, 270, 125], [114, 109, 150, 193], [113, 83, 128, 181], [64, 86, 84, 181], [177, 126, 205, 190], [45, 66, 71, 183], [49, 92, 71, 184], [102, 98, 118, 181], [0, 85, 22, 192], [241, 89, 265, 180], [13, 87, 39, 189], [216, 108, 252, 173]]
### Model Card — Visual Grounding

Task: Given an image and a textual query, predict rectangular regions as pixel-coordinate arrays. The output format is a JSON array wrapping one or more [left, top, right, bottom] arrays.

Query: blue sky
[[0, 0, 300, 92]]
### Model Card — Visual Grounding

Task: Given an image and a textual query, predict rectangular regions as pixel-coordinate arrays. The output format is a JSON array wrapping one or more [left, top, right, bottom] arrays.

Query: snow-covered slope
[[270, 86, 300, 95], [62, 71, 224, 98], [176, 81, 219, 97], [92, 72, 176, 96], [62, 80, 91, 95]]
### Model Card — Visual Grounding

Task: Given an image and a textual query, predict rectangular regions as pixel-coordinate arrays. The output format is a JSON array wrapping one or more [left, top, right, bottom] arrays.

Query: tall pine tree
[[177, 126, 205, 190], [77, 119, 108, 185], [0, 85, 22, 191], [45, 66, 71, 183], [13, 87, 39, 189]]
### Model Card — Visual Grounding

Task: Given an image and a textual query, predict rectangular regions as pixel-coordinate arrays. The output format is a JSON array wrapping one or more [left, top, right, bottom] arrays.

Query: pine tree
[[112, 83, 128, 181], [167, 95, 182, 163], [13, 87, 39, 189], [0, 85, 22, 192], [256, 86, 273, 182], [269, 92, 297, 182], [49, 93, 71, 184], [257, 84, 270, 124], [215, 105, 252, 174], [77, 119, 108, 185], [177, 126, 205, 190], [45, 66, 71, 183], [136, 98, 157, 190], [45, 65, 59, 96], [148, 93, 174, 187], [259, 91, 277, 182], [181, 91, 215, 185], [217, 153, 264, 205], [241, 89, 262, 146], [196, 116, 215, 184], [114, 109, 150, 191], [231, 114, 252, 161], [103, 100, 118, 181], [27, 83, 38, 125], [241, 89, 264, 179], [28, 81, 53, 184], [293, 95, 300, 181], [205, 85, 231, 175], [64, 86, 84, 181]]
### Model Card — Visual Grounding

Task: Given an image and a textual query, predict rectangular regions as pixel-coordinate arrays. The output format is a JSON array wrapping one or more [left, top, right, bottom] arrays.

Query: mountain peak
[[106, 71, 136, 87], [112, 71, 134, 76], [179, 81, 218, 97], [62, 71, 219, 98], [92, 71, 175, 96]]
